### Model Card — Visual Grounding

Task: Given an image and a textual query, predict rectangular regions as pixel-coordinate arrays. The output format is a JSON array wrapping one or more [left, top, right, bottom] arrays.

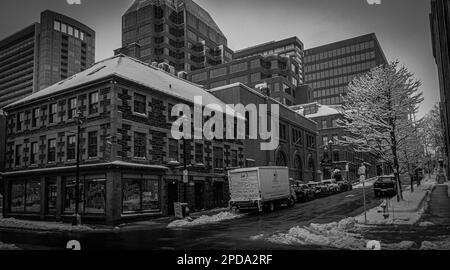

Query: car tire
[[269, 202, 275, 212]]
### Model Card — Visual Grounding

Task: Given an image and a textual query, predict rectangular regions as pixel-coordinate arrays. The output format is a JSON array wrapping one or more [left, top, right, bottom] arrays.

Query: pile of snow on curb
[[168, 211, 242, 228], [0, 242, 20, 250], [265, 218, 369, 249], [0, 217, 94, 232]]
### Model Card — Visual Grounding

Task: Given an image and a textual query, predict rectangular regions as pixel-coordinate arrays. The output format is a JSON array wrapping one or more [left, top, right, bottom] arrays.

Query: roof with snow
[[124, 0, 226, 37], [293, 102, 343, 119], [5, 55, 241, 118]]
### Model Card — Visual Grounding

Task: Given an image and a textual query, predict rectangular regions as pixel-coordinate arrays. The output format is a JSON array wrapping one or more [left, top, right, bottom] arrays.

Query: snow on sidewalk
[[354, 176, 436, 225], [0, 216, 95, 232], [168, 211, 243, 228], [0, 242, 20, 250]]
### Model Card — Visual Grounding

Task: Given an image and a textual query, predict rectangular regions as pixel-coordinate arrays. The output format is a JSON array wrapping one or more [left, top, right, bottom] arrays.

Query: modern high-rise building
[[304, 33, 387, 106], [430, 0, 450, 177], [119, 0, 233, 72], [0, 10, 95, 108], [187, 37, 312, 106]]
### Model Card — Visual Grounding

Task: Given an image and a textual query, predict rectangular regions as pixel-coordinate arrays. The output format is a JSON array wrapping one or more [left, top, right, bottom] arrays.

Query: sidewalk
[[355, 175, 436, 225]]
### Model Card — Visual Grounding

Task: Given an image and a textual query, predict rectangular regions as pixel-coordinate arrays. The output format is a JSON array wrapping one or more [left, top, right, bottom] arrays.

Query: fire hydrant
[[380, 200, 389, 219]]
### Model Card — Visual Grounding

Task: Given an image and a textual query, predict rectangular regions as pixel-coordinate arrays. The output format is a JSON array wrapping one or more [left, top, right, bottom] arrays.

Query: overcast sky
[[0, 0, 439, 117]]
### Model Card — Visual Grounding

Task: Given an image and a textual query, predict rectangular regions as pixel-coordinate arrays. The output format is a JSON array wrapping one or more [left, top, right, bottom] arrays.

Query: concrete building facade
[[430, 0, 450, 177], [1, 55, 244, 224], [304, 33, 387, 106], [0, 10, 95, 109]]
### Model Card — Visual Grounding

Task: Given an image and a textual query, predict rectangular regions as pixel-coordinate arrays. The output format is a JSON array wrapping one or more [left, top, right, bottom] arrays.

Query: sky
[[0, 0, 440, 117]]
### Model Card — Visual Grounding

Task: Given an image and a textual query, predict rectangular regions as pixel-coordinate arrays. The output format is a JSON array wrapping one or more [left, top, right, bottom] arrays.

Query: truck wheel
[[288, 197, 296, 207], [231, 206, 239, 214]]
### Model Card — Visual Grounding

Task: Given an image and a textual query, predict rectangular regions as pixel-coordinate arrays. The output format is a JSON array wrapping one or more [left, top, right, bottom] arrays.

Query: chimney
[[177, 71, 187, 79]]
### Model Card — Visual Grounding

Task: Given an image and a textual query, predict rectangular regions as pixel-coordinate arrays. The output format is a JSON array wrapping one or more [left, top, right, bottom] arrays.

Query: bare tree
[[338, 61, 423, 201]]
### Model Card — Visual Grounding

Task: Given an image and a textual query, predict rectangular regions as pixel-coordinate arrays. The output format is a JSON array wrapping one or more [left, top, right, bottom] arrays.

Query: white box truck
[[228, 167, 296, 212]]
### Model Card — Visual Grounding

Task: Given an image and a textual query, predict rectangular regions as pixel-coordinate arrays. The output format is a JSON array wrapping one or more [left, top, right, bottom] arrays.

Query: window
[[122, 177, 160, 212], [322, 135, 329, 146], [250, 59, 260, 69], [68, 98, 77, 119], [322, 120, 328, 129], [10, 179, 41, 213], [15, 144, 22, 167], [134, 93, 146, 114], [168, 139, 179, 161], [89, 92, 99, 114], [195, 143, 203, 164], [231, 150, 238, 167], [333, 134, 339, 143], [67, 135, 76, 160], [292, 129, 302, 145], [332, 119, 338, 128], [30, 142, 38, 165], [16, 112, 24, 131], [191, 72, 207, 82], [32, 108, 40, 127], [54, 21, 60, 31], [68, 26, 73, 36], [250, 73, 261, 82], [85, 178, 106, 214], [49, 103, 57, 124], [61, 23, 67, 33], [74, 29, 79, 38], [48, 139, 56, 163], [64, 177, 84, 214], [213, 147, 223, 169], [307, 134, 316, 148], [210, 67, 227, 78], [229, 76, 248, 84], [134, 132, 146, 158], [230, 62, 247, 74], [279, 124, 287, 141], [88, 131, 98, 158]]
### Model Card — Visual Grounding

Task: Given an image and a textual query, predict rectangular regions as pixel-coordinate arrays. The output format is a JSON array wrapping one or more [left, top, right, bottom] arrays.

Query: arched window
[[308, 157, 316, 181], [294, 155, 303, 181], [276, 151, 288, 167]]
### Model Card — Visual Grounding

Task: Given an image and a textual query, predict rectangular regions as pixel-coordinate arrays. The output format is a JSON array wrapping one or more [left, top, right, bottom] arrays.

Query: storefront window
[[64, 178, 84, 214], [10, 182, 25, 213], [142, 180, 159, 210], [46, 178, 57, 215], [9, 180, 41, 213], [122, 176, 161, 213], [122, 179, 141, 212], [85, 178, 106, 214]]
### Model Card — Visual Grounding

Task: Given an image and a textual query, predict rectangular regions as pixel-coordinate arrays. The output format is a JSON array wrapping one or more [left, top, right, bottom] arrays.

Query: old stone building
[[210, 83, 320, 183], [1, 54, 244, 224]]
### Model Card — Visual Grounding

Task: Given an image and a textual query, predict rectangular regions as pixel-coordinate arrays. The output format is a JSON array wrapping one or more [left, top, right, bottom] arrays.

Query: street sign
[[183, 169, 188, 183]]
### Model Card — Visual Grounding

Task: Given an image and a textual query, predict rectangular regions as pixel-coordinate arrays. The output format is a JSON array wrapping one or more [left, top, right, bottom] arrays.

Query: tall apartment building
[[304, 33, 387, 106], [430, 0, 450, 177], [119, 0, 233, 72], [0, 10, 95, 108], [187, 37, 312, 106]]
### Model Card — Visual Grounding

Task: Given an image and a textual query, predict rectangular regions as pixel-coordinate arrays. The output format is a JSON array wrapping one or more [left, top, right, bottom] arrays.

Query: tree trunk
[[390, 130, 403, 202]]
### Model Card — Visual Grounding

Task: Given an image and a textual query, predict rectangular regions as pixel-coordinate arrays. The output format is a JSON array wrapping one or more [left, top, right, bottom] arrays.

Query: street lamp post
[[72, 110, 84, 226], [329, 140, 334, 179]]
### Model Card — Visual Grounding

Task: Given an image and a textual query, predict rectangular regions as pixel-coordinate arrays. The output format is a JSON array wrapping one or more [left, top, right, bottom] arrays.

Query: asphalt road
[[0, 186, 383, 250]]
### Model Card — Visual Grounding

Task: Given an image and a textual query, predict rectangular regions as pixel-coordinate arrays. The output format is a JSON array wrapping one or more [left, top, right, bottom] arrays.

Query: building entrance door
[[194, 182, 204, 211], [167, 181, 178, 215]]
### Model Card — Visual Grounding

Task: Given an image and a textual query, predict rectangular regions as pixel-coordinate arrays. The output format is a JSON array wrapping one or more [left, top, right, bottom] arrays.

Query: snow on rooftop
[[5, 55, 241, 119], [294, 102, 343, 119]]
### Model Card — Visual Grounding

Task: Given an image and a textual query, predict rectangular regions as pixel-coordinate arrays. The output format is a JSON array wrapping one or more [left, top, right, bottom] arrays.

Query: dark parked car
[[373, 175, 397, 198], [337, 180, 352, 192]]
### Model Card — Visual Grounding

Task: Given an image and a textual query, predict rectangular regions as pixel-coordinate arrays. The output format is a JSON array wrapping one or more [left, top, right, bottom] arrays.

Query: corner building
[[1, 55, 244, 224]]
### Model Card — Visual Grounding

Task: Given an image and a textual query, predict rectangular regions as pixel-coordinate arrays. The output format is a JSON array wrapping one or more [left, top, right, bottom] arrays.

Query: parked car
[[307, 182, 323, 198], [337, 180, 353, 192], [290, 180, 306, 202], [320, 179, 341, 195], [373, 175, 397, 198], [299, 184, 316, 201]]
